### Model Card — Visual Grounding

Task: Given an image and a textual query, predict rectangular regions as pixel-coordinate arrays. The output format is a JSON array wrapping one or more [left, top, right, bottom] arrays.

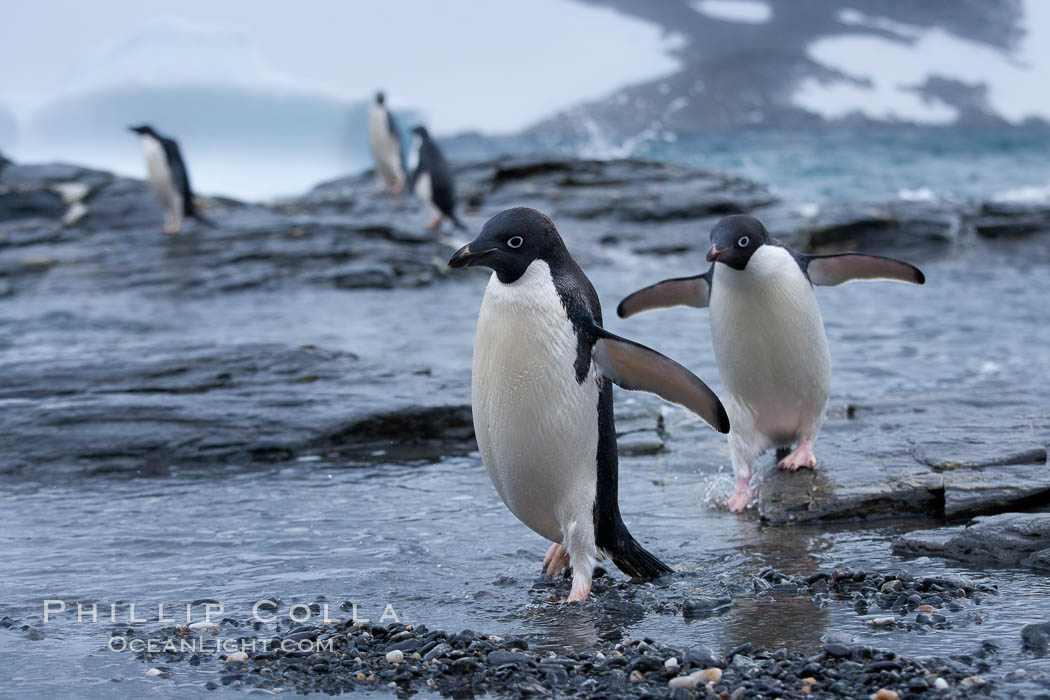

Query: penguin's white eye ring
[[737, 236, 750, 248], [507, 236, 524, 249]]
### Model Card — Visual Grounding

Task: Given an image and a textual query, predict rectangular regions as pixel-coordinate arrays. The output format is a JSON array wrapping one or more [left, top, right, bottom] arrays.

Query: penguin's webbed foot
[[778, 440, 816, 471], [565, 575, 591, 603], [163, 219, 180, 235], [392, 180, 405, 195], [426, 215, 444, 230], [726, 476, 752, 512], [542, 542, 570, 576]]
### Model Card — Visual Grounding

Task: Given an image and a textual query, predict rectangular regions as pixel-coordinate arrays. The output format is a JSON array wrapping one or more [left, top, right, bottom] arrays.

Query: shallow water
[[2, 253, 1050, 697]]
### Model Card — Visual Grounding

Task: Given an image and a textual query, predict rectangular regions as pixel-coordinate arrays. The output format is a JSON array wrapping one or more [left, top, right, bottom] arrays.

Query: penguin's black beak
[[448, 244, 496, 269], [707, 244, 728, 263]]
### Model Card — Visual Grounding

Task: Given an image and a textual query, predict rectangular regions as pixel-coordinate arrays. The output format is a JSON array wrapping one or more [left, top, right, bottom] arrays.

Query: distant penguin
[[368, 92, 406, 194], [408, 126, 465, 230], [617, 215, 924, 512], [128, 124, 207, 234], [449, 208, 729, 601]]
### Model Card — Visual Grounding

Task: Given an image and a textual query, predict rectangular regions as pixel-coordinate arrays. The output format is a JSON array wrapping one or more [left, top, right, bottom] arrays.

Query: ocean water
[[456, 125, 1050, 209]]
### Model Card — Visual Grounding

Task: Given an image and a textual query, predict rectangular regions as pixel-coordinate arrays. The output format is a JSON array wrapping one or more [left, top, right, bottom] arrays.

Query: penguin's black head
[[706, 215, 772, 270], [448, 207, 569, 284], [128, 124, 158, 138], [411, 126, 429, 140], [375, 91, 385, 105]]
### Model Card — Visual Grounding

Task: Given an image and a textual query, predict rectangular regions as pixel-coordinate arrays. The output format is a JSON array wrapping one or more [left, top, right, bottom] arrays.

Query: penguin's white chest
[[414, 171, 432, 205], [408, 136, 422, 173], [709, 246, 831, 445], [141, 136, 178, 211], [368, 107, 403, 178], [472, 261, 599, 543]]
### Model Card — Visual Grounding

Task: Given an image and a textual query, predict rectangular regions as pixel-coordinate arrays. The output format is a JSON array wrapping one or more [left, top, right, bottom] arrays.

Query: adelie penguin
[[128, 125, 209, 234], [408, 126, 465, 230], [368, 92, 406, 194], [617, 214, 924, 512], [449, 208, 729, 601]]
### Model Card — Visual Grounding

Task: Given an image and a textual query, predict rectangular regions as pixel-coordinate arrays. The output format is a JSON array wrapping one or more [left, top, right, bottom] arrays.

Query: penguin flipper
[[799, 253, 925, 286], [589, 328, 730, 433], [616, 269, 711, 319]]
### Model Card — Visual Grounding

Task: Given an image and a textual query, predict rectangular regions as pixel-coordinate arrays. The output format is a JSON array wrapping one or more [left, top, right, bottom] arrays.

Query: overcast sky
[[0, 0, 680, 133]]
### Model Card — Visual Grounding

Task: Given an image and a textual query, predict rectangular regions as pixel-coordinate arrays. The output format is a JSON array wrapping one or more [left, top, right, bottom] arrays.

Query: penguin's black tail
[[192, 212, 217, 228], [185, 197, 216, 227], [194, 210, 216, 227], [602, 520, 672, 581]]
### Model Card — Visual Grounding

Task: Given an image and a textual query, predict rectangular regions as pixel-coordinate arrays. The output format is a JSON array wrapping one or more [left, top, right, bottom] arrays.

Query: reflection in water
[[721, 596, 827, 656], [720, 513, 831, 654]]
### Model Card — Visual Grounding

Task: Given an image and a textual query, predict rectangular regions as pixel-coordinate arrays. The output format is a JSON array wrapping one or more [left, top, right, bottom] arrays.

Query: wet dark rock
[[893, 512, 1050, 571], [758, 395, 1050, 524], [0, 342, 475, 475], [385, 638, 420, 653], [1021, 622, 1050, 650], [682, 645, 725, 669], [682, 596, 732, 617], [975, 202, 1050, 239], [487, 650, 530, 667], [726, 642, 753, 659], [626, 655, 664, 674], [914, 439, 1047, 471], [423, 642, 452, 662], [798, 200, 960, 258]]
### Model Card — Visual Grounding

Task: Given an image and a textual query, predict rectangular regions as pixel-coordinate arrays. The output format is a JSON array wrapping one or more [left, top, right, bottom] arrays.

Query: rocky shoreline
[[2, 155, 1049, 525], [61, 566, 1042, 698], [3, 153, 1050, 697], [4, 155, 1050, 300], [894, 512, 1050, 572]]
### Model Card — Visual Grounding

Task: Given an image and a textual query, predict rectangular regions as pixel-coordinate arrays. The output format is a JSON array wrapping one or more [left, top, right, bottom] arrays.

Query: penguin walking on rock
[[449, 208, 729, 601], [368, 92, 406, 194], [617, 215, 925, 512], [128, 125, 208, 234], [408, 126, 465, 230]]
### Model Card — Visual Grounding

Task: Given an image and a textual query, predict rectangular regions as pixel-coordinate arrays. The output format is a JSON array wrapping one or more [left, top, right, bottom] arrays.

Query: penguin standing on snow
[[128, 125, 207, 234], [449, 208, 729, 601], [617, 215, 924, 512], [368, 92, 406, 194], [408, 126, 465, 230]]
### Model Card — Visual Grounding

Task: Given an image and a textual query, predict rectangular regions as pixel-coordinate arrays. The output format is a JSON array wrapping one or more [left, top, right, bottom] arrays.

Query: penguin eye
[[737, 236, 750, 248], [507, 236, 524, 249]]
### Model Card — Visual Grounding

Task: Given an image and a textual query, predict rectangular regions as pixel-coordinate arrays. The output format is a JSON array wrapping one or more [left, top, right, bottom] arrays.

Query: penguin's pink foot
[[726, 476, 751, 512], [426, 215, 444, 230], [392, 180, 405, 195], [778, 440, 816, 471], [163, 218, 180, 235], [543, 543, 569, 576], [565, 574, 591, 602]]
